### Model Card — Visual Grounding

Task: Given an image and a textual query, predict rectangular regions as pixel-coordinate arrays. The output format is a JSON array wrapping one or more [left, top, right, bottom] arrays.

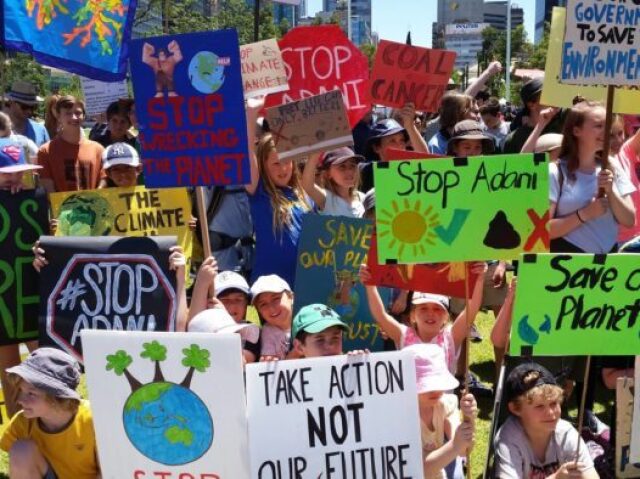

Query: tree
[[359, 43, 376, 71], [106, 350, 142, 392], [141, 340, 167, 382], [528, 22, 551, 69], [180, 344, 211, 389]]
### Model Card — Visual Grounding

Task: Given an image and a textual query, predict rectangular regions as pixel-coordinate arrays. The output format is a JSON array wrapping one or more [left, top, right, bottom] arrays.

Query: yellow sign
[[0, 387, 7, 433], [542, 7, 640, 113]]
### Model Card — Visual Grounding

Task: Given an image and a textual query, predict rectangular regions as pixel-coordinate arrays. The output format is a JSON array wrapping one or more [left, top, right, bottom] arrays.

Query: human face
[[0, 171, 24, 191], [59, 105, 85, 131], [255, 291, 293, 330], [610, 121, 626, 155], [17, 381, 52, 419], [574, 107, 606, 155], [377, 132, 408, 159], [410, 303, 449, 340], [218, 291, 249, 323], [328, 160, 358, 189], [481, 113, 500, 129], [10, 101, 36, 122], [264, 150, 293, 188], [295, 326, 343, 358], [510, 395, 561, 434], [106, 165, 140, 187], [452, 139, 483, 157], [418, 390, 444, 408], [108, 114, 131, 140]]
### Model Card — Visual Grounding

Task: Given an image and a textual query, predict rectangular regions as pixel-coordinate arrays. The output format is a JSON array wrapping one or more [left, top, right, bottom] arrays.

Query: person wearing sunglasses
[[5, 81, 50, 147]]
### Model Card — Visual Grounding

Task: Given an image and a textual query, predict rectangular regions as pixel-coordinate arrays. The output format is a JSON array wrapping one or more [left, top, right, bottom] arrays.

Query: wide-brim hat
[[6, 81, 44, 105], [406, 344, 459, 393], [446, 120, 495, 155], [188, 308, 260, 343], [534, 134, 563, 154]]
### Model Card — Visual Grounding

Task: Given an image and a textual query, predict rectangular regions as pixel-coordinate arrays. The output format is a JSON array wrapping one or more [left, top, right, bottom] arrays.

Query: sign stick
[[574, 356, 592, 465], [598, 86, 615, 198], [463, 264, 472, 479], [253, 0, 261, 42], [195, 187, 212, 259]]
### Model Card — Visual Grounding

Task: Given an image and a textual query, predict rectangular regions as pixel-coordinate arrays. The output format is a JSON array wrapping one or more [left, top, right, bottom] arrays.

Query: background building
[[322, 0, 372, 45], [535, 0, 564, 43], [433, 0, 484, 48], [483, 1, 524, 31], [444, 22, 489, 70]]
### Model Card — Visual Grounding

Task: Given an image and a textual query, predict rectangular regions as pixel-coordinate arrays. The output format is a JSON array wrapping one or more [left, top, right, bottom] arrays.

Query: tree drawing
[[140, 340, 167, 383], [106, 350, 141, 392], [180, 345, 211, 389]]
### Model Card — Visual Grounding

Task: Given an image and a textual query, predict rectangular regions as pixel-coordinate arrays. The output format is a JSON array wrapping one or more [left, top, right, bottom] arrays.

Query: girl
[[428, 93, 479, 155], [550, 100, 636, 253], [245, 98, 312, 286], [302, 146, 365, 218]]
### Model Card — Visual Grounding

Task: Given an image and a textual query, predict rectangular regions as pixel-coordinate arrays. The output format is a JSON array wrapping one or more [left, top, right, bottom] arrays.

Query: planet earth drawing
[[57, 193, 113, 236], [188, 51, 225, 94]]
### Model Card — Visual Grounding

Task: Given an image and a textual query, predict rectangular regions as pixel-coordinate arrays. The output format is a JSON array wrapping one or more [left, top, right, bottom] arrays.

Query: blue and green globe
[[123, 382, 213, 465], [58, 193, 113, 236], [188, 51, 225, 94]]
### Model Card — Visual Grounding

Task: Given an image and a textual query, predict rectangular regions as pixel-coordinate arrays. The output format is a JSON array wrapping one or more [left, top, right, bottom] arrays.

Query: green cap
[[292, 304, 348, 340]]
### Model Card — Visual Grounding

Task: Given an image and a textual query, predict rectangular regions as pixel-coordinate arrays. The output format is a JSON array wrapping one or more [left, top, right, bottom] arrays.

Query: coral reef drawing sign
[[561, 0, 640, 86], [510, 254, 640, 356], [82, 330, 249, 478], [373, 153, 550, 264]]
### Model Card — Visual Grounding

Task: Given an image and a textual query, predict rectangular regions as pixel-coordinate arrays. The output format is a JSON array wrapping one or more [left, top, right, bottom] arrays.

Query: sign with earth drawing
[[82, 330, 249, 478], [373, 153, 550, 264], [130, 29, 249, 187]]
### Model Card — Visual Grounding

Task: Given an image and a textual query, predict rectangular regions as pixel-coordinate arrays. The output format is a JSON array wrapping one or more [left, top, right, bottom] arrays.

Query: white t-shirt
[[320, 189, 365, 218], [549, 160, 636, 252]]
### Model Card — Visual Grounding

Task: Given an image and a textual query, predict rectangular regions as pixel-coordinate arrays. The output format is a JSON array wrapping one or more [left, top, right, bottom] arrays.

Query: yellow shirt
[[0, 400, 99, 479]]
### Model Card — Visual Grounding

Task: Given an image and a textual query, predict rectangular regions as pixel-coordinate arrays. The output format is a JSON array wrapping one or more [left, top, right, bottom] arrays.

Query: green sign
[[373, 153, 550, 264], [510, 254, 640, 356]]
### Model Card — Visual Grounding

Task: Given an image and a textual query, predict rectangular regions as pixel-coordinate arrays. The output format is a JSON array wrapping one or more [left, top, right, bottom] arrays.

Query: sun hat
[[406, 344, 459, 393], [102, 142, 141, 169], [215, 270, 250, 297], [320, 147, 365, 170], [6, 81, 44, 105], [520, 77, 544, 105], [367, 118, 407, 142], [250, 274, 291, 304], [0, 138, 42, 173], [7, 348, 81, 401], [187, 307, 260, 343], [534, 133, 563, 154], [411, 292, 450, 312], [291, 304, 348, 340], [504, 362, 557, 403], [446, 120, 495, 155]]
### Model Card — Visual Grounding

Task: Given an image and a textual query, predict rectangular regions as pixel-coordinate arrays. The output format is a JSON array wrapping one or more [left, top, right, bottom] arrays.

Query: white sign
[[630, 356, 640, 463], [246, 351, 423, 479], [445, 23, 489, 36], [82, 330, 250, 479], [80, 76, 129, 118], [240, 39, 289, 99], [561, 0, 640, 86], [616, 376, 640, 477]]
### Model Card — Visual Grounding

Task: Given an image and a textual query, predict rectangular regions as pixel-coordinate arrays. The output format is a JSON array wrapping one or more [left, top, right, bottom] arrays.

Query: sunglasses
[[16, 103, 36, 112]]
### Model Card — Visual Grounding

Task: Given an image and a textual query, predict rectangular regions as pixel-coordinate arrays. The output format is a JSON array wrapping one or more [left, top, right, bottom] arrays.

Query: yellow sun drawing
[[378, 199, 440, 260]]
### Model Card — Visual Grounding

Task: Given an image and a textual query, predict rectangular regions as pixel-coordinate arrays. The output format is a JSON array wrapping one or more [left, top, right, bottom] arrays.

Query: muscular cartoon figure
[[142, 40, 183, 98]]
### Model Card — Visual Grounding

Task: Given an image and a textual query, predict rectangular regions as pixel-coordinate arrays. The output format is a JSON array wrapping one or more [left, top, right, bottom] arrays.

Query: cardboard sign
[[80, 77, 129, 118], [0, 190, 49, 346], [265, 90, 353, 160], [510, 254, 640, 356], [631, 357, 640, 464], [294, 215, 391, 352], [265, 25, 370, 128], [542, 7, 640, 112], [561, 0, 640, 86], [38, 236, 178, 362], [130, 30, 249, 187], [246, 351, 423, 478], [240, 39, 289, 98], [616, 377, 640, 477], [371, 41, 456, 112], [373, 153, 550, 264], [83, 331, 249, 478]]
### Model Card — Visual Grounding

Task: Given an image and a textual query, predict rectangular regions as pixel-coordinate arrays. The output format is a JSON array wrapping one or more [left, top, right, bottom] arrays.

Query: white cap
[[250, 274, 291, 304], [215, 271, 250, 297], [411, 292, 449, 311], [187, 307, 260, 343], [102, 142, 140, 169]]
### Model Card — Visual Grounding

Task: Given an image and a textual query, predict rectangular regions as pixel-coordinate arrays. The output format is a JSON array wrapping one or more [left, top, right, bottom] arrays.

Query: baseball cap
[[250, 274, 291, 304], [446, 120, 495, 155], [504, 362, 557, 403], [102, 142, 141, 169], [0, 138, 42, 173], [367, 118, 407, 141], [534, 133, 563, 154], [7, 348, 81, 401], [406, 344, 459, 393], [291, 304, 348, 340], [215, 270, 250, 298], [320, 147, 364, 169], [411, 292, 449, 312], [188, 307, 260, 343], [520, 78, 544, 105]]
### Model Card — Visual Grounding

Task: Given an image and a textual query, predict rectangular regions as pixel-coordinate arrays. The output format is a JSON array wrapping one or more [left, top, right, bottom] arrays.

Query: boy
[[94, 101, 137, 149], [0, 348, 101, 478], [101, 142, 142, 188], [291, 304, 348, 358], [494, 363, 597, 479]]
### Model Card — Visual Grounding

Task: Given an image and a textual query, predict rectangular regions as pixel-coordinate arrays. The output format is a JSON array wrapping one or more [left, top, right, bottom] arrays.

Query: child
[[407, 344, 476, 479], [291, 304, 349, 358], [100, 142, 142, 188], [446, 119, 495, 157], [302, 147, 365, 217], [95, 100, 138, 149], [494, 363, 597, 479], [0, 348, 101, 478]]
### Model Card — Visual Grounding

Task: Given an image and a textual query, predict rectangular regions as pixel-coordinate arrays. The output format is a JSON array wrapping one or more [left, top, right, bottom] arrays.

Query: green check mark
[[434, 209, 470, 245]]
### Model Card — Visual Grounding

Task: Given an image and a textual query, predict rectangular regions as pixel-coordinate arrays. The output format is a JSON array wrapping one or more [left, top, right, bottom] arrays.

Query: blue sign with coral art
[[1, 0, 136, 81], [130, 30, 250, 188]]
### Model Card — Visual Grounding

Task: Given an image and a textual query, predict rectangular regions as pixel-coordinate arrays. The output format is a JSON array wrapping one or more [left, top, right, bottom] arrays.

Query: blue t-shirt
[[427, 130, 448, 155], [249, 180, 312, 286], [25, 119, 50, 147]]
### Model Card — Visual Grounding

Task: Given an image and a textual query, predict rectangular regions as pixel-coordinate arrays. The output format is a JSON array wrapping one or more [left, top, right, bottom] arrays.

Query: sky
[[305, 0, 538, 47]]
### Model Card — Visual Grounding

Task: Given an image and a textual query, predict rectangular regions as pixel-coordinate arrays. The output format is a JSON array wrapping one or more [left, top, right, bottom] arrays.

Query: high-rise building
[[535, 0, 564, 43], [245, 0, 307, 28], [444, 23, 489, 70], [322, 0, 372, 46], [483, 1, 524, 31], [433, 0, 484, 48]]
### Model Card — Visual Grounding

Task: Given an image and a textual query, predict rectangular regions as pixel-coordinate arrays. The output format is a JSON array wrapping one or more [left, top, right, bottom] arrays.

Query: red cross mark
[[524, 209, 550, 251]]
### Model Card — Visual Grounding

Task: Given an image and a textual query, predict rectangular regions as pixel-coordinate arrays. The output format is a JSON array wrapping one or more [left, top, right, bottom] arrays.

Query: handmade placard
[[246, 351, 423, 478], [371, 41, 456, 112], [130, 29, 249, 187], [82, 330, 249, 478], [265, 90, 353, 160], [373, 153, 550, 264], [80, 77, 129, 118], [631, 357, 640, 463], [0, 190, 49, 346], [294, 215, 391, 352], [38, 236, 178, 362], [240, 38, 289, 98], [616, 377, 640, 477], [510, 254, 640, 356]]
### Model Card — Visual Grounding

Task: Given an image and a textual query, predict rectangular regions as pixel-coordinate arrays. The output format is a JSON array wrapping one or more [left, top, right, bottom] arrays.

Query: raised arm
[[301, 152, 327, 209], [465, 61, 502, 98], [491, 278, 516, 349], [399, 103, 429, 153], [359, 264, 403, 345], [521, 107, 560, 154], [168, 40, 183, 64], [169, 246, 188, 332], [187, 256, 218, 323], [245, 97, 264, 195], [142, 42, 155, 66]]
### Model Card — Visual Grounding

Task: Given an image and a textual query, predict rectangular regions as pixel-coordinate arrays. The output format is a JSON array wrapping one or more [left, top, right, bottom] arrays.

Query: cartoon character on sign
[[188, 51, 227, 94], [106, 341, 213, 465], [142, 41, 183, 98]]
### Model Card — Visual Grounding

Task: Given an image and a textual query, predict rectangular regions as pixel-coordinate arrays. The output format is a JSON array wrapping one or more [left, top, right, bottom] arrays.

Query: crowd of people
[[0, 59, 638, 479]]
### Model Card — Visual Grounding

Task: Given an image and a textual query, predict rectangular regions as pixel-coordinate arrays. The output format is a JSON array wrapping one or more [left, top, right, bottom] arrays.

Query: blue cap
[[0, 138, 42, 173], [367, 118, 407, 141]]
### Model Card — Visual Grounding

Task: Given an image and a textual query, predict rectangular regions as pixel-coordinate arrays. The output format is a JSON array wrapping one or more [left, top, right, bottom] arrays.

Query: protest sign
[[294, 215, 391, 351], [130, 29, 249, 187], [265, 25, 370, 128], [0, 388, 7, 432], [265, 90, 353, 160], [371, 41, 456, 112], [0, 190, 49, 346], [386, 147, 444, 161], [631, 357, 640, 463], [246, 351, 423, 478], [542, 7, 640, 112], [83, 330, 249, 478], [2, 1, 136, 81], [240, 38, 289, 98], [80, 77, 129, 118], [560, 0, 640, 86], [373, 153, 550, 264], [616, 377, 640, 477], [38, 236, 177, 362], [510, 254, 640, 356]]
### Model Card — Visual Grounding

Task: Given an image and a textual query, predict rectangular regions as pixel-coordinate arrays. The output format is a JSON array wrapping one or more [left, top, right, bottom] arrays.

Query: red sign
[[371, 41, 456, 113], [385, 148, 445, 161], [265, 25, 370, 128]]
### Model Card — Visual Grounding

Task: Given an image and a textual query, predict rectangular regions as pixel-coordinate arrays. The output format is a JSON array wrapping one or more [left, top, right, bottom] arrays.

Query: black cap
[[520, 78, 544, 104], [504, 362, 557, 403]]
